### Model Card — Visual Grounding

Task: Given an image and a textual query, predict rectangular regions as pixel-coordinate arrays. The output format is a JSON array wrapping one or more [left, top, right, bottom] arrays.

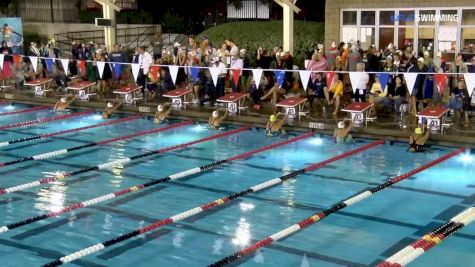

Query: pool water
[[0, 103, 473, 267]]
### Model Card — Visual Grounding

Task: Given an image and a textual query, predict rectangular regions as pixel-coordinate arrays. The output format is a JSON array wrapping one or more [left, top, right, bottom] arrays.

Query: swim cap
[[212, 111, 219, 118], [157, 105, 164, 112], [338, 121, 345, 129], [270, 115, 276, 122], [107, 102, 113, 108], [60, 97, 67, 103], [415, 127, 423, 135]]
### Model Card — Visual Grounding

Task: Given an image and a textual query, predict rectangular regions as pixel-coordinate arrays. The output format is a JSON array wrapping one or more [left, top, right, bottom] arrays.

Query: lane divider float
[[0, 126, 250, 196], [0, 132, 315, 234], [0, 110, 93, 131], [0, 121, 193, 167], [208, 147, 465, 266], [41, 140, 383, 267], [378, 206, 475, 267], [0, 106, 49, 116], [0, 115, 142, 148]]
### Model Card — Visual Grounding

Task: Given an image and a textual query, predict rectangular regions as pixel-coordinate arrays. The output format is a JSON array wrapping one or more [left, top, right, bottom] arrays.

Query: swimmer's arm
[[217, 108, 228, 122], [208, 116, 213, 125], [342, 121, 353, 135]]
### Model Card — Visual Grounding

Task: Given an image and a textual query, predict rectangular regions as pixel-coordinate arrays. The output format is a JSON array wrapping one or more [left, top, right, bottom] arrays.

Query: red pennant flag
[[325, 72, 336, 88], [434, 73, 448, 96], [12, 54, 21, 66], [232, 69, 241, 86], [150, 65, 159, 81], [78, 60, 86, 76]]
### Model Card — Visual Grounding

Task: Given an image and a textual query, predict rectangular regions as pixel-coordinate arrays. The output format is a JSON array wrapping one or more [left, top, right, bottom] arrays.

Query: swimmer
[[208, 108, 228, 130], [408, 127, 429, 152], [266, 112, 287, 136], [333, 120, 353, 143], [102, 100, 123, 119], [154, 103, 172, 124], [54, 95, 77, 111]]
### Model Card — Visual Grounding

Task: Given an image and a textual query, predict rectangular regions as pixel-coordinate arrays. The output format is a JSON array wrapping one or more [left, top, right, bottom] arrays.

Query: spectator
[[326, 41, 339, 71], [28, 42, 40, 57], [366, 46, 381, 72], [137, 45, 153, 97], [368, 74, 387, 115], [225, 39, 238, 58], [448, 54, 468, 89], [348, 45, 362, 72], [230, 52, 243, 92], [109, 43, 127, 63], [175, 48, 188, 87], [0, 41, 13, 77], [354, 63, 369, 102], [408, 57, 428, 113], [307, 72, 327, 108], [328, 74, 344, 116], [96, 50, 112, 98], [386, 75, 408, 112], [152, 34, 163, 61]]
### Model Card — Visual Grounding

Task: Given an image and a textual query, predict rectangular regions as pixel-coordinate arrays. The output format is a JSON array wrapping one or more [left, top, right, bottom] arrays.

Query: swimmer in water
[[102, 100, 123, 119], [408, 127, 429, 152], [333, 120, 353, 143], [208, 108, 228, 129], [154, 103, 172, 124], [54, 95, 77, 111], [266, 112, 287, 136]]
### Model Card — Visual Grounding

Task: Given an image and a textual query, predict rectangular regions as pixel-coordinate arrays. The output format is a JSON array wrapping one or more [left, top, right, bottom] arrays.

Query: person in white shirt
[[229, 54, 243, 92], [137, 46, 153, 97], [354, 63, 369, 102], [225, 39, 238, 58]]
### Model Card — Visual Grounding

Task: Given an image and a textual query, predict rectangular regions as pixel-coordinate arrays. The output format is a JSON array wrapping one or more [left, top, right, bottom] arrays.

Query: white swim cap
[[212, 111, 219, 118], [60, 97, 67, 103], [157, 105, 164, 112], [338, 121, 345, 129], [107, 102, 113, 108]]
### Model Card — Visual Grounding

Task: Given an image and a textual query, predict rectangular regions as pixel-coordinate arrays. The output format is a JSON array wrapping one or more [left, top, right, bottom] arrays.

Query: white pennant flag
[[209, 67, 220, 87], [251, 68, 263, 89], [404, 73, 418, 95], [60, 58, 69, 74], [0, 54, 4, 70], [464, 73, 475, 97], [349, 72, 363, 93], [131, 63, 140, 82], [169, 65, 179, 85], [29, 56, 38, 73], [96, 61, 105, 79], [299, 70, 311, 91]]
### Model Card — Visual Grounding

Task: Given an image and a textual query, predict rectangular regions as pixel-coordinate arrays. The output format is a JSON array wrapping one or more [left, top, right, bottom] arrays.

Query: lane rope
[[0, 121, 193, 168], [0, 106, 49, 116], [0, 115, 142, 148], [0, 110, 93, 131], [41, 140, 383, 267], [209, 147, 465, 266], [0, 132, 315, 234], [378, 206, 475, 267], [0, 126, 250, 196]]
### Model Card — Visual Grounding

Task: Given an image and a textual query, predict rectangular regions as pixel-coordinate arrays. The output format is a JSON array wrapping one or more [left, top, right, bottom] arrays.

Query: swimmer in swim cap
[[154, 102, 172, 124], [266, 112, 287, 136], [54, 95, 77, 111], [209, 108, 228, 129], [102, 100, 123, 119], [333, 120, 353, 143], [408, 127, 429, 152]]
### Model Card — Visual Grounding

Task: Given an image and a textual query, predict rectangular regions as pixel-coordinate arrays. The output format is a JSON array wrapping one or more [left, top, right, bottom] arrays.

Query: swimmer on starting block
[[54, 95, 77, 111], [154, 103, 172, 124], [208, 108, 228, 130], [266, 112, 287, 136], [333, 120, 353, 143], [102, 100, 123, 119], [408, 127, 429, 152]]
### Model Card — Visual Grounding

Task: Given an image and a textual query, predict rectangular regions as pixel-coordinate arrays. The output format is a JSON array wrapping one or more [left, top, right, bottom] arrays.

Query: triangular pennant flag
[[150, 65, 159, 81], [78, 60, 86, 76], [12, 54, 20, 66], [349, 72, 363, 93], [60, 58, 69, 74], [29, 56, 38, 72], [403, 73, 418, 95], [252, 68, 263, 89], [96, 61, 106, 79], [274, 70, 285, 88], [209, 67, 220, 87], [190, 67, 199, 82], [434, 73, 448, 96], [299, 70, 311, 91], [45, 58, 54, 72], [0, 54, 3, 70], [464, 73, 475, 97], [377, 72, 390, 91], [325, 72, 336, 89], [169, 65, 179, 85], [231, 69, 241, 86], [131, 63, 140, 82]]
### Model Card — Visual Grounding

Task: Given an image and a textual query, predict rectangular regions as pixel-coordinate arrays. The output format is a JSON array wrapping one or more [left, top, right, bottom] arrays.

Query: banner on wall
[[0, 17, 23, 54]]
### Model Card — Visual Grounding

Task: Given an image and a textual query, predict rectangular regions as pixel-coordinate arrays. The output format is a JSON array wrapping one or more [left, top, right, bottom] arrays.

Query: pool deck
[[3, 89, 475, 148]]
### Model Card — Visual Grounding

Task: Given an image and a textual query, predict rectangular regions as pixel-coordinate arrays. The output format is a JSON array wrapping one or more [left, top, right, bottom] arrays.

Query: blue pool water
[[0, 103, 474, 267]]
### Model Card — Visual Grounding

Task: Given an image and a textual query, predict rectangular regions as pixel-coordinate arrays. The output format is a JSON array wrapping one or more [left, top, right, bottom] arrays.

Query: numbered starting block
[[163, 88, 194, 109], [217, 92, 250, 115], [25, 78, 53, 98], [276, 97, 307, 120], [342, 102, 374, 127], [416, 106, 449, 132], [67, 81, 96, 101], [113, 85, 142, 105]]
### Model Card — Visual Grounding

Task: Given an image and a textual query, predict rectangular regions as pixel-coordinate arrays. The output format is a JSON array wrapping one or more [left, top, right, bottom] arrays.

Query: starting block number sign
[[78, 90, 89, 101], [228, 102, 238, 113], [172, 97, 182, 108], [125, 94, 134, 104], [351, 112, 364, 124], [285, 107, 296, 119], [34, 86, 44, 96], [427, 118, 440, 129], [4, 93, 14, 99]]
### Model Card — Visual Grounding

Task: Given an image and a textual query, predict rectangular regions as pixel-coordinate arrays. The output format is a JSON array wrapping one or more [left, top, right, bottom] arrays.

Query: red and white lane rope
[[0, 126, 249, 196], [209, 147, 465, 266], [0, 115, 142, 148], [0, 121, 193, 168], [0, 105, 49, 116], [0, 132, 314, 234], [0, 110, 93, 131], [41, 140, 383, 267], [378, 206, 475, 267]]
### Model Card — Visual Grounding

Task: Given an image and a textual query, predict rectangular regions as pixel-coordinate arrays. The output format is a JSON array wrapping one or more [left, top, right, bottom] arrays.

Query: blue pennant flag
[[274, 70, 285, 88], [377, 73, 390, 91], [191, 67, 199, 82], [45, 58, 54, 72], [113, 63, 122, 78]]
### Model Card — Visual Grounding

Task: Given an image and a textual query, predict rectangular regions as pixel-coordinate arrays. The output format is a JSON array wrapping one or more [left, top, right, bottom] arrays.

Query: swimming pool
[[0, 103, 473, 267]]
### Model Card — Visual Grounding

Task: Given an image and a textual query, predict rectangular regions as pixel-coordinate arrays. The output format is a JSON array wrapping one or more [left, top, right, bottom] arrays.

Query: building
[[325, 1, 475, 62]]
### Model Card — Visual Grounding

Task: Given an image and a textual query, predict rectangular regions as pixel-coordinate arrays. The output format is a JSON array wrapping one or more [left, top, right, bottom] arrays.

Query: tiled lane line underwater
[[41, 140, 383, 266]]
